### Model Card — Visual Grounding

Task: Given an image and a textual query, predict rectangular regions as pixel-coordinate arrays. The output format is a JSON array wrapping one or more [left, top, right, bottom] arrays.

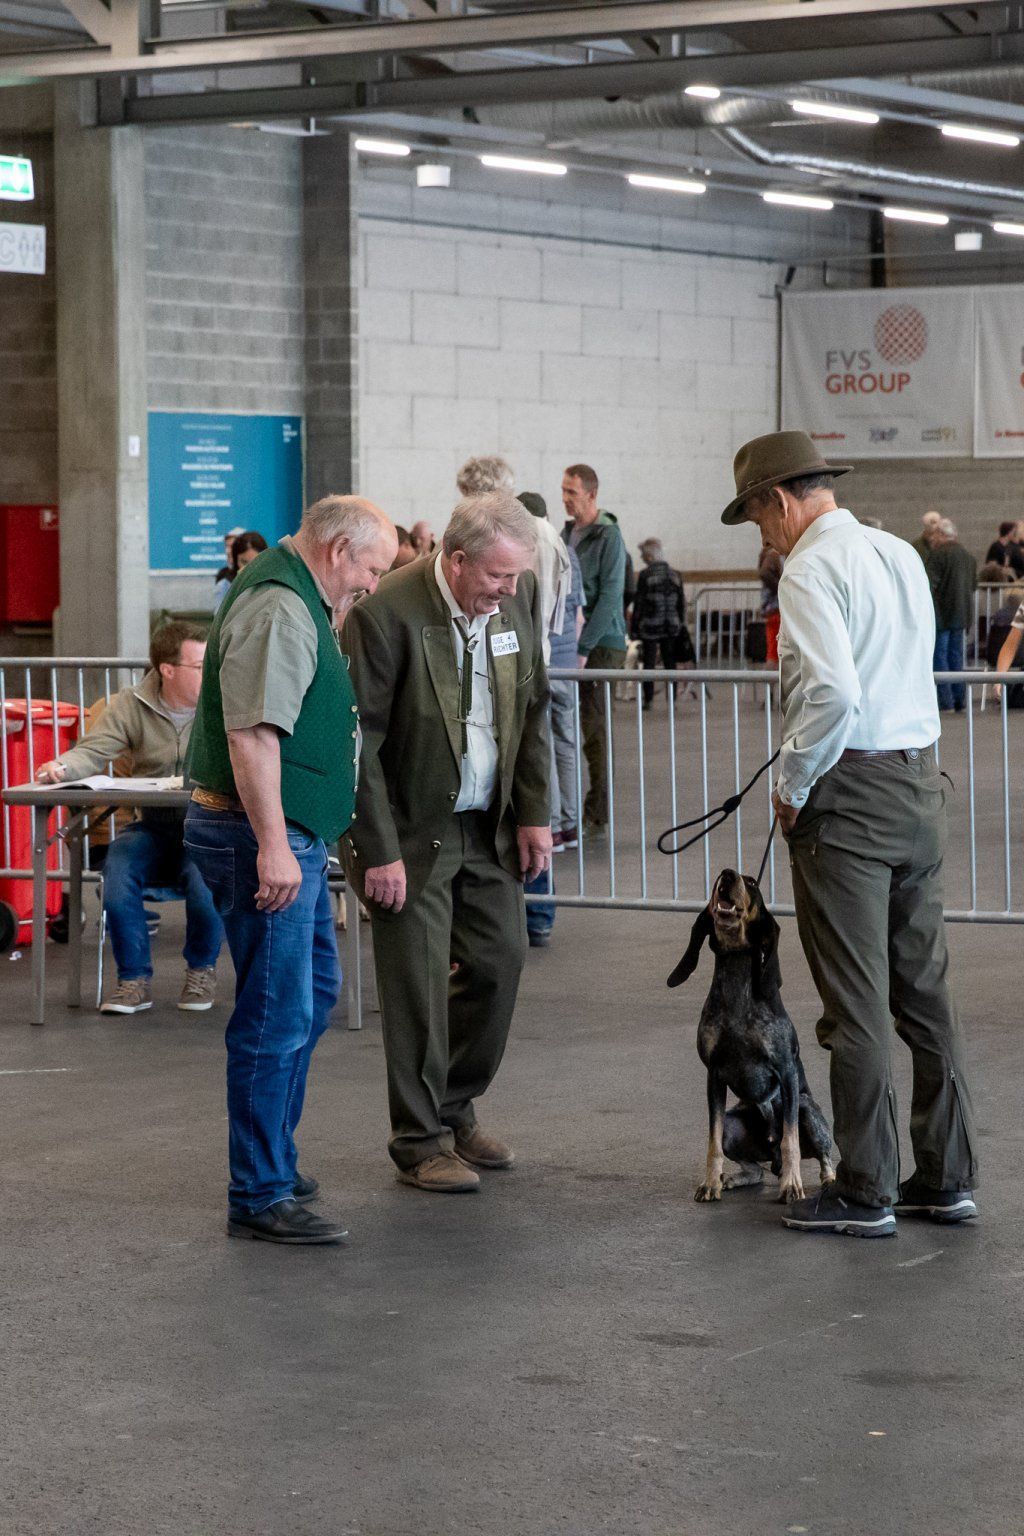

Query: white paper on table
[[66, 775, 185, 792]]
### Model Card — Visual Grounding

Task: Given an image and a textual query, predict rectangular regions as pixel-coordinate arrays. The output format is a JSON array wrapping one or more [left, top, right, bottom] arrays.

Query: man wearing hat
[[721, 431, 978, 1238]]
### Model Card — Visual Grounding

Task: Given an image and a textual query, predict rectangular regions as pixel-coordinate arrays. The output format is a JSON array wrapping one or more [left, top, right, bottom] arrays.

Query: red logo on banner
[[874, 304, 928, 365]]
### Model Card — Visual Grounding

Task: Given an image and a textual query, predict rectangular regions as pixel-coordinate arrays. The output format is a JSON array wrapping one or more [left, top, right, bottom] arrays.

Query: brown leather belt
[[839, 745, 932, 764], [191, 786, 244, 812]]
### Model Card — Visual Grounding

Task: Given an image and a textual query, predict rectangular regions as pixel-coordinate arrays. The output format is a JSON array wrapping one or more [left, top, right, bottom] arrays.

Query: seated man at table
[[35, 622, 224, 1016]]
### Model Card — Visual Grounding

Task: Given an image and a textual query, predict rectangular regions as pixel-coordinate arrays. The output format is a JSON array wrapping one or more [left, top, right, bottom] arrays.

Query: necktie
[[455, 619, 478, 758]]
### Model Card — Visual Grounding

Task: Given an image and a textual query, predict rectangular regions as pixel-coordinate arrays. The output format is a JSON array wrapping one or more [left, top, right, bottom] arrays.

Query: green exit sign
[[0, 156, 34, 202]]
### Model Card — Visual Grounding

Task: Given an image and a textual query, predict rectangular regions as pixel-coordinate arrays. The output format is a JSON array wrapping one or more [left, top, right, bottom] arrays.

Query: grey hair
[[301, 495, 390, 552], [456, 455, 515, 497], [442, 492, 538, 562], [640, 538, 664, 562], [939, 517, 958, 540]]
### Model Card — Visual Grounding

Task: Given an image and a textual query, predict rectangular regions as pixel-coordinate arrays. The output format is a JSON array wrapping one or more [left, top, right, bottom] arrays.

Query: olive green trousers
[[369, 810, 527, 1170], [788, 747, 978, 1207]]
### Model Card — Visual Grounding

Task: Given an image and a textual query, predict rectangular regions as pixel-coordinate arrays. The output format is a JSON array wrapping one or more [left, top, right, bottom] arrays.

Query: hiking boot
[[781, 1187, 896, 1239], [895, 1175, 978, 1224], [178, 966, 217, 1012], [100, 978, 152, 1015], [454, 1124, 515, 1170], [396, 1153, 480, 1193]]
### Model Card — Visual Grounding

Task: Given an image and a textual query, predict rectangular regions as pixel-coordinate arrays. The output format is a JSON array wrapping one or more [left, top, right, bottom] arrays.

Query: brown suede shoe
[[397, 1153, 480, 1193], [453, 1125, 515, 1170]]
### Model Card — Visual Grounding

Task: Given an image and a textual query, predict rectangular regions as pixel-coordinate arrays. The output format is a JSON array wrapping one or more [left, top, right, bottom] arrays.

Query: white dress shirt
[[434, 555, 499, 812], [776, 508, 940, 808]]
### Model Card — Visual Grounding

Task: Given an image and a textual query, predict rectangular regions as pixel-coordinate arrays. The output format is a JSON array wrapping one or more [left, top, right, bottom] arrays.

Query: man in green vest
[[342, 492, 551, 1193], [185, 495, 397, 1245]]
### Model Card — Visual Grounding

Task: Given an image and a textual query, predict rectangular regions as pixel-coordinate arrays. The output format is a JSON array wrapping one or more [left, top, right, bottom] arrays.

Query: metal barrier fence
[[1, 658, 148, 886], [691, 582, 1019, 669], [691, 584, 761, 666], [535, 666, 1023, 924], [3, 659, 1023, 1034]]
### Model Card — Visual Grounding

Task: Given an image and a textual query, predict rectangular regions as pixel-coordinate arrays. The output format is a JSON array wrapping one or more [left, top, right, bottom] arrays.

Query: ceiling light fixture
[[941, 123, 1020, 149], [354, 138, 411, 156], [763, 191, 834, 211], [993, 220, 1024, 237], [883, 205, 949, 226], [627, 172, 706, 195], [791, 100, 880, 126], [479, 154, 567, 176], [684, 84, 721, 100]]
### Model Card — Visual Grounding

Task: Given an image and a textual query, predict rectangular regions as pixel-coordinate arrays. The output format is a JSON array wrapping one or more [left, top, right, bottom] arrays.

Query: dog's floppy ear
[[751, 907, 783, 1000], [667, 906, 713, 988]]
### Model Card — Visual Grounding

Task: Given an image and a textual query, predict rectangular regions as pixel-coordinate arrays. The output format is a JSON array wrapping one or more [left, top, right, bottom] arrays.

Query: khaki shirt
[[218, 536, 328, 734]]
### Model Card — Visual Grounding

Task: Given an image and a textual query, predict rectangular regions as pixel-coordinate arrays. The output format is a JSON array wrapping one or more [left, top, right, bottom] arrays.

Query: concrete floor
[[1, 885, 1019, 1536]]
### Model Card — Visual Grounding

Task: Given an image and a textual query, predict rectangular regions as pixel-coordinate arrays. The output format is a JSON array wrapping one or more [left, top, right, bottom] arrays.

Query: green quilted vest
[[187, 545, 357, 843]]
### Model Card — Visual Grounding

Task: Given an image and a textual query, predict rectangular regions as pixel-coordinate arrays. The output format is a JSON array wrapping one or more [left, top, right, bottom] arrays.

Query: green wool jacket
[[562, 513, 628, 654], [187, 545, 358, 844], [340, 554, 551, 907]]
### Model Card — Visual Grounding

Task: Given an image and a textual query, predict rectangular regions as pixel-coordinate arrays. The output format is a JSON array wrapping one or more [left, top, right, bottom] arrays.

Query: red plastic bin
[[1, 699, 81, 949]]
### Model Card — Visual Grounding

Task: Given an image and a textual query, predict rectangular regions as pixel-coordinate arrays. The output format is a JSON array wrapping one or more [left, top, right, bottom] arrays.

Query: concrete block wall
[[144, 126, 306, 610], [357, 218, 779, 570], [0, 132, 57, 507], [145, 127, 305, 417], [845, 459, 1024, 560]]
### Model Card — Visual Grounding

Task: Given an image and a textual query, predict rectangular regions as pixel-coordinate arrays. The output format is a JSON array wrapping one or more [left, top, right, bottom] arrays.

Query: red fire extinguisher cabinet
[[0, 504, 60, 625], [1, 699, 81, 949]]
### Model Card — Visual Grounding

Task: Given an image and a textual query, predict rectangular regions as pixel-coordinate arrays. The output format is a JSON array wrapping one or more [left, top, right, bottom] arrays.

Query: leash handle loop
[[656, 748, 781, 859]]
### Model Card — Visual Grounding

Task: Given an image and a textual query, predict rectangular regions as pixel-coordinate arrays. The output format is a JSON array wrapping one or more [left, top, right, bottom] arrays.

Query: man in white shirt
[[342, 494, 551, 1193], [722, 431, 978, 1238]]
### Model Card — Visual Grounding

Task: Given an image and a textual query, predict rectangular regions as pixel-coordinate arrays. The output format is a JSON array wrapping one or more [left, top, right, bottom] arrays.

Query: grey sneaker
[[782, 1187, 896, 1238], [100, 977, 153, 1015], [178, 966, 217, 1012], [895, 1176, 978, 1224]]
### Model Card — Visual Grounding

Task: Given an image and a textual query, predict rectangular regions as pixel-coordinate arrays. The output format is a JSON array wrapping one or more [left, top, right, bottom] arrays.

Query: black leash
[[657, 749, 781, 880]]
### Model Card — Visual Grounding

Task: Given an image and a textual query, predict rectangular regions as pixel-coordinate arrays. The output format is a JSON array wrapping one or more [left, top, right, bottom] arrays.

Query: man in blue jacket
[[561, 463, 627, 833]]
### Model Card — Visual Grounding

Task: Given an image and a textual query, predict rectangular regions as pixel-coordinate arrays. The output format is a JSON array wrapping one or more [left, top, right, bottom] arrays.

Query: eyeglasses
[[172, 661, 205, 671]]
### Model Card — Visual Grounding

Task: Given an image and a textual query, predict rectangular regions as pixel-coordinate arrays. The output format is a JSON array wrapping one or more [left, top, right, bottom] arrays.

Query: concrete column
[[302, 131, 358, 502], [54, 82, 149, 658]]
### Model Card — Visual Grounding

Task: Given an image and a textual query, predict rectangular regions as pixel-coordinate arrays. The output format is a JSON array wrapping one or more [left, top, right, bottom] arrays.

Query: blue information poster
[[148, 411, 303, 572]]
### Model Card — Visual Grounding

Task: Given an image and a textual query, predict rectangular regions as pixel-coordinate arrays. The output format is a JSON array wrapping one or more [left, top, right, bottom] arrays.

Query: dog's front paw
[[777, 1175, 805, 1204], [694, 1181, 723, 1203]]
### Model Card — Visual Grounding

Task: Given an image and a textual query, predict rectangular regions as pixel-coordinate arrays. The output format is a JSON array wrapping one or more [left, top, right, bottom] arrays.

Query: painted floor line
[[0, 1067, 80, 1075]]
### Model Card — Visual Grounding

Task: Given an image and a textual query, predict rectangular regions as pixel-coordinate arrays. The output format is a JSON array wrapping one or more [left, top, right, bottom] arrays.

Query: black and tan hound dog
[[668, 869, 835, 1205]]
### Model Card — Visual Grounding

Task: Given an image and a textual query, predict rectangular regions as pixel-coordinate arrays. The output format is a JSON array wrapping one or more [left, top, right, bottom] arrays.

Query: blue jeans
[[103, 817, 223, 981], [183, 807, 340, 1215], [933, 628, 965, 710], [525, 867, 555, 938]]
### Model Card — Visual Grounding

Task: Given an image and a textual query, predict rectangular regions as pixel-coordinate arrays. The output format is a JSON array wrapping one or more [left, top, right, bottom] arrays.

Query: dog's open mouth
[[714, 900, 740, 924]]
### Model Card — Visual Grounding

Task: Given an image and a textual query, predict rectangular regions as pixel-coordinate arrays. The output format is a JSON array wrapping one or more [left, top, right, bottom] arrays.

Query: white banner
[[974, 287, 1024, 457], [782, 287, 975, 458]]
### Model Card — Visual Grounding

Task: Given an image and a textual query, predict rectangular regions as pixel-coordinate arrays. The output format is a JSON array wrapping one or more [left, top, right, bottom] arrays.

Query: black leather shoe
[[293, 1172, 320, 1204], [227, 1199, 348, 1245]]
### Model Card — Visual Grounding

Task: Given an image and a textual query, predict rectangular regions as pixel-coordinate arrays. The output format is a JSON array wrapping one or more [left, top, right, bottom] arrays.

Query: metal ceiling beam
[[113, 30, 1003, 121], [58, 0, 113, 43], [0, 0, 1010, 83], [814, 72, 1024, 128]]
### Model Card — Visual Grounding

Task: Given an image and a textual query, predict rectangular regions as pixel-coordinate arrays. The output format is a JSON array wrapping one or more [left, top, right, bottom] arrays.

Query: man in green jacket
[[561, 463, 628, 832], [342, 492, 551, 1193], [185, 495, 397, 1245], [926, 517, 977, 712]]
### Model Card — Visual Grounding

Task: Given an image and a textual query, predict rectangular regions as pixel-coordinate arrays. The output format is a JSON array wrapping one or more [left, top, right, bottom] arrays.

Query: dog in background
[[668, 868, 835, 1204]]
